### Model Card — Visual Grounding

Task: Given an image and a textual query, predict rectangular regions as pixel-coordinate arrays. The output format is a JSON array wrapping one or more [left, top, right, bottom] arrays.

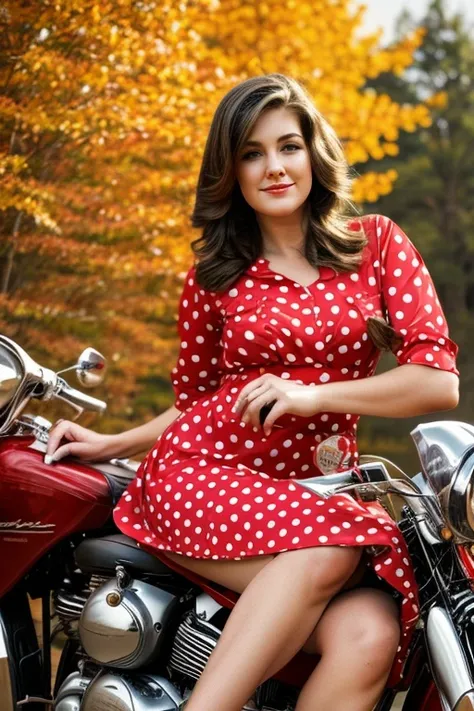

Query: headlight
[[412, 421, 474, 542], [0, 344, 24, 409]]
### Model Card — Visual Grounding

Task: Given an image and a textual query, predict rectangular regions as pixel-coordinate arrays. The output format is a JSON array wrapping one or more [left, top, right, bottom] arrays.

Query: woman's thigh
[[163, 550, 275, 593], [164, 545, 361, 597]]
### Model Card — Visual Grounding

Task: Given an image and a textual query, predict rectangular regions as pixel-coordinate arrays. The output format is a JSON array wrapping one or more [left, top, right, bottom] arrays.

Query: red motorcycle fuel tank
[[0, 436, 112, 597]]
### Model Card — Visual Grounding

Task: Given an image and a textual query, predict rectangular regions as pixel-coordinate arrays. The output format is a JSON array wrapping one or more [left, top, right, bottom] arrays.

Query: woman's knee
[[312, 588, 400, 681], [276, 545, 362, 599]]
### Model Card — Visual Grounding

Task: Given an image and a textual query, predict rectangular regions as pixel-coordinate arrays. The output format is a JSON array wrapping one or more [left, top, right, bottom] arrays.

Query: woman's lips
[[263, 183, 295, 194]]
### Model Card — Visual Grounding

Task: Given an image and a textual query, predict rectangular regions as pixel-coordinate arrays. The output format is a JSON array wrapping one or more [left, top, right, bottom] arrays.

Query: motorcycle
[[1, 333, 474, 711]]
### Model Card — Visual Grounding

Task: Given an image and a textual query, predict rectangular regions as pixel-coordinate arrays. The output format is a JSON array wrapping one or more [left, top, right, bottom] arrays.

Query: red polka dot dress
[[114, 214, 458, 684]]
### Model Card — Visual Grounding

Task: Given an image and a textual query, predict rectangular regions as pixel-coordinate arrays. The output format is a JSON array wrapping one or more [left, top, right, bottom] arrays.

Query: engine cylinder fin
[[52, 575, 111, 637], [168, 612, 220, 681]]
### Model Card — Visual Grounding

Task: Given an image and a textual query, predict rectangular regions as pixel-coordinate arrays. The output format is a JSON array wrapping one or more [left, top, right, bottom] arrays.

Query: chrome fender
[[426, 606, 474, 710]]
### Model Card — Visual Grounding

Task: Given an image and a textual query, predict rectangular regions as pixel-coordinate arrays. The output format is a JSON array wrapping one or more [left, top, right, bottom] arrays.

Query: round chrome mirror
[[76, 348, 107, 388]]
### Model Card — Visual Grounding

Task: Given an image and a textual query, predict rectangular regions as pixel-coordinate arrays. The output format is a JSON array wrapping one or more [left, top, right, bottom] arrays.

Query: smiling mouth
[[263, 184, 295, 192]]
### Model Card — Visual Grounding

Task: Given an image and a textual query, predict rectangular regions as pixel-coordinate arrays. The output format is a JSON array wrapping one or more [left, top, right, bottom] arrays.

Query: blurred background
[[0, 0, 473, 473]]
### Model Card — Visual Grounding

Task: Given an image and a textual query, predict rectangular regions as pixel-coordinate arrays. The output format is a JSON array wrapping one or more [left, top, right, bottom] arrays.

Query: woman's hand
[[232, 374, 322, 435], [44, 419, 119, 464]]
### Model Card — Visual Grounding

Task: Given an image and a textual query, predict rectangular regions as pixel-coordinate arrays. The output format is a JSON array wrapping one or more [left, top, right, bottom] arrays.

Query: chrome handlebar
[[55, 377, 106, 415], [295, 464, 445, 545], [0, 336, 107, 433]]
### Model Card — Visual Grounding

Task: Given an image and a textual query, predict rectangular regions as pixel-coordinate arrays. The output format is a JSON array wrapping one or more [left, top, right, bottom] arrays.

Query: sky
[[357, 0, 474, 43]]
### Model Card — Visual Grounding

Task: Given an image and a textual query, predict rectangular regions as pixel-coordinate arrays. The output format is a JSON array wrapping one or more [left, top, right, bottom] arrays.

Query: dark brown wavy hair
[[190, 73, 400, 352]]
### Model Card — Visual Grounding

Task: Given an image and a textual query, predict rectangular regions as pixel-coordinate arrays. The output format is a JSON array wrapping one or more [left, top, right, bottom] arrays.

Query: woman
[[46, 74, 459, 711]]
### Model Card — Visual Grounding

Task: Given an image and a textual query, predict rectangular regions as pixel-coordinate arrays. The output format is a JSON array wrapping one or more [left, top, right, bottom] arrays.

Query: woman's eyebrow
[[242, 132, 303, 147]]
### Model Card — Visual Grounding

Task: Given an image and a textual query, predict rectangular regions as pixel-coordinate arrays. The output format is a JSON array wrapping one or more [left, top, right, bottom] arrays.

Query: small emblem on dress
[[314, 435, 351, 475]]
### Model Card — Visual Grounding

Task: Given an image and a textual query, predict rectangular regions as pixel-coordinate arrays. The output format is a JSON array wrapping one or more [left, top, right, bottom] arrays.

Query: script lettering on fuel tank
[[0, 519, 56, 534]]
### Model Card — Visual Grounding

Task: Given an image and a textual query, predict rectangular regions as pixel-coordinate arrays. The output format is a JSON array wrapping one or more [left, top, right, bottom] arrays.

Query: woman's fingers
[[240, 385, 273, 424], [45, 420, 81, 463], [243, 390, 280, 429], [261, 400, 287, 434], [48, 440, 90, 463], [233, 374, 273, 413]]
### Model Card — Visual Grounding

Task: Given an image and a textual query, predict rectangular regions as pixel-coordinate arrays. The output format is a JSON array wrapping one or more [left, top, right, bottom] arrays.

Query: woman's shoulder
[[348, 213, 394, 236], [349, 214, 410, 257]]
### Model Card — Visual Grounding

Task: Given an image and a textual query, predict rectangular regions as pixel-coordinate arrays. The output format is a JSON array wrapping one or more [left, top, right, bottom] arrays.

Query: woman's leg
[[294, 588, 400, 711], [164, 550, 275, 593], [165, 546, 361, 711]]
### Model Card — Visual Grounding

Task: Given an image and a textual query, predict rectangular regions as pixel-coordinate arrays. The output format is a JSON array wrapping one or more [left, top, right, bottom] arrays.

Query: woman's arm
[[108, 404, 182, 458], [315, 364, 459, 418], [45, 404, 182, 463]]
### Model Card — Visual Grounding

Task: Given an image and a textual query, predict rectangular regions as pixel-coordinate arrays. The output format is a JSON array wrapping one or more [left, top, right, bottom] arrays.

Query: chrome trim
[[0, 335, 107, 433], [54, 671, 92, 710], [449, 451, 474, 542], [169, 611, 219, 680], [195, 593, 223, 621], [426, 607, 474, 709], [294, 468, 361, 499], [0, 618, 14, 711], [79, 577, 177, 669], [412, 421, 474, 496], [55, 377, 106, 415], [83, 672, 182, 710], [296, 467, 444, 543], [411, 472, 446, 533], [76, 347, 107, 388]]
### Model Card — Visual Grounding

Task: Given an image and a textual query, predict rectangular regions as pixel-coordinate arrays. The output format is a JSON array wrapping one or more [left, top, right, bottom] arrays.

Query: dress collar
[[248, 257, 337, 284]]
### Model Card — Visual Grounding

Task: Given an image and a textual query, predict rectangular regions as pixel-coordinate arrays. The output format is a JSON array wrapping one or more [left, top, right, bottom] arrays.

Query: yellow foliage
[[426, 91, 448, 109]]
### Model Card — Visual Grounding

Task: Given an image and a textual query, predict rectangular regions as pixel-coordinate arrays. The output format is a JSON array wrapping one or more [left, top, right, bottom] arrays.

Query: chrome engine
[[168, 610, 220, 680], [54, 566, 296, 711], [78, 572, 178, 669], [53, 573, 109, 637], [54, 565, 186, 711], [54, 671, 183, 711]]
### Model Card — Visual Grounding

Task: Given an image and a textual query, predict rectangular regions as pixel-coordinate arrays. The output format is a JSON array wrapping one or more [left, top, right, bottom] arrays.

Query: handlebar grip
[[57, 379, 107, 414]]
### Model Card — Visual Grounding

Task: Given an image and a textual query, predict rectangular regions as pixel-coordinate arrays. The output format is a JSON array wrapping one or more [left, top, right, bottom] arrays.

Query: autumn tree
[[356, 0, 474, 469], [0, 0, 442, 432]]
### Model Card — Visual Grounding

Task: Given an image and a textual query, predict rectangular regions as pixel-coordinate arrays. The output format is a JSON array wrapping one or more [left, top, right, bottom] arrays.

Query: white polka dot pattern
[[114, 214, 458, 687], [375, 214, 458, 370]]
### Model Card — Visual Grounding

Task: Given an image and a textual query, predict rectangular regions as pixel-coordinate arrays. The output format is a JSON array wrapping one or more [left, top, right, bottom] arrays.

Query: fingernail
[[44, 455, 52, 465]]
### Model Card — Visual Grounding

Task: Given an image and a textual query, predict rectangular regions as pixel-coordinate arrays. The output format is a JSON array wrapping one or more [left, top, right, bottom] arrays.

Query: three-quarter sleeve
[[376, 215, 459, 375], [170, 264, 224, 411]]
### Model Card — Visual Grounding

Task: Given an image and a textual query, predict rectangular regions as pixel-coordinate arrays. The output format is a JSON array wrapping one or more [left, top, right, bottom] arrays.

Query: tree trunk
[[1, 211, 23, 295]]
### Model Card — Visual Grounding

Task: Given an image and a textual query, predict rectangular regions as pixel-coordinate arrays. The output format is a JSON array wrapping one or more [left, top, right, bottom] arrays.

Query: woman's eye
[[242, 144, 301, 160]]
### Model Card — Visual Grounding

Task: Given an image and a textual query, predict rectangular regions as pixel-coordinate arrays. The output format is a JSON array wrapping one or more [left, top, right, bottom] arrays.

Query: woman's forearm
[[109, 405, 182, 458], [316, 364, 459, 419]]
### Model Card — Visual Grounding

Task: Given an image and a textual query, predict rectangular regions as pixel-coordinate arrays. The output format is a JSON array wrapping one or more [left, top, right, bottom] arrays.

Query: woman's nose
[[264, 150, 286, 177], [266, 162, 285, 177]]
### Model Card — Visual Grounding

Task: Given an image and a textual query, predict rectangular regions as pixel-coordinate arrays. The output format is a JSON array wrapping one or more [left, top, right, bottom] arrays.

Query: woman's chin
[[255, 201, 306, 218]]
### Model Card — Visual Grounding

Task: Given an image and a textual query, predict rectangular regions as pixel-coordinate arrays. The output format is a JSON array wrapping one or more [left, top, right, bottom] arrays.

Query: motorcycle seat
[[74, 534, 175, 578]]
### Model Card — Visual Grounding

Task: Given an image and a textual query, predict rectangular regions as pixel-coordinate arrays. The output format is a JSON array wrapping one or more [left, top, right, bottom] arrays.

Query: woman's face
[[235, 106, 313, 218]]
